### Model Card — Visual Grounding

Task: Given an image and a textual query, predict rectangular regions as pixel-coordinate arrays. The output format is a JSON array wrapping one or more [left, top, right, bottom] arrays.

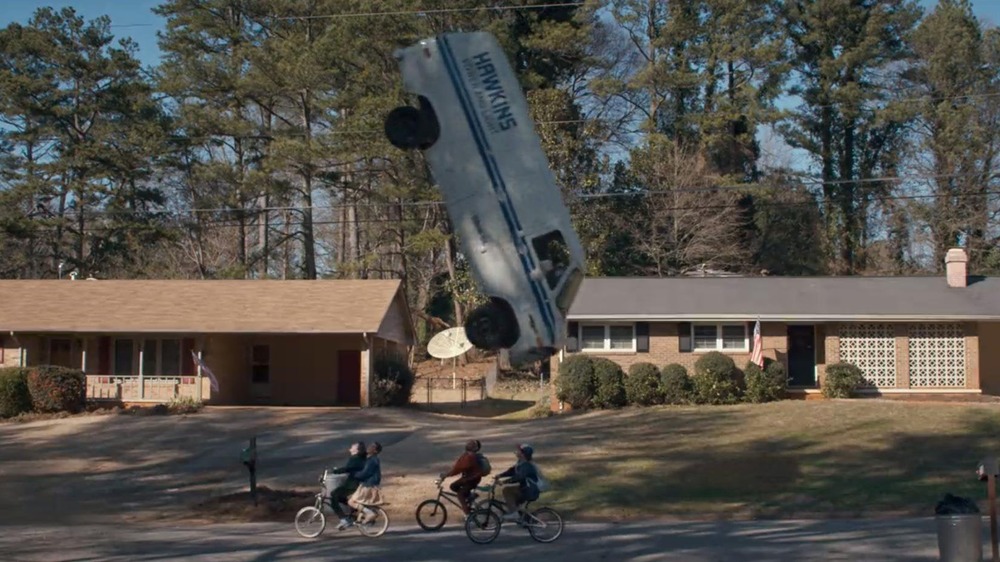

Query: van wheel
[[384, 98, 439, 150], [464, 300, 519, 351]]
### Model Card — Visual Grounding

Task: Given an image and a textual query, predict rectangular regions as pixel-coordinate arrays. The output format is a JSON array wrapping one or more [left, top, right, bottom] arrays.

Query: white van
[[385, 31, 586, 366]]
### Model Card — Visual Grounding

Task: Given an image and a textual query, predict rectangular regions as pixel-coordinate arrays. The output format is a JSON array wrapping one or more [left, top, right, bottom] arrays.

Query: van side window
[[531, 230, 570, 289], [556, 267, 583, 315]]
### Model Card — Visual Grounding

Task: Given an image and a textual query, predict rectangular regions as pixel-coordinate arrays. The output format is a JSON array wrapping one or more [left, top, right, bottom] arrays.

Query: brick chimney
[[945, 247, 968, 288]]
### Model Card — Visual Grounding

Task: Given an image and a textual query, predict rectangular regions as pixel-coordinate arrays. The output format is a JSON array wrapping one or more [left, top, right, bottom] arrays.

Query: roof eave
[[567, 314, 1000, 322]]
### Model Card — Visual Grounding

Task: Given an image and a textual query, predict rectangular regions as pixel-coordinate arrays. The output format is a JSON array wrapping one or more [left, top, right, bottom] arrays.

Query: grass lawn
[[532, 400, 1000, 521]]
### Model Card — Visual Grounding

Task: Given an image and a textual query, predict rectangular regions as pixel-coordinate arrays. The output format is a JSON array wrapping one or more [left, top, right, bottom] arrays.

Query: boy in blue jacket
[[495, 443, 540, 521]]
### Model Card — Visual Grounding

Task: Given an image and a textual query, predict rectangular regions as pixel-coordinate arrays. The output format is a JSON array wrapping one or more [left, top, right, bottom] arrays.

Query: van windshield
[[556, 267, 583, 316], [531, 230, 571, 289]]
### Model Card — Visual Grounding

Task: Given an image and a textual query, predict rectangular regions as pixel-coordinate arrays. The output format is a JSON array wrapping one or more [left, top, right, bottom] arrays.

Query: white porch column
[[195, 342, 204, 402], [81, 339, 87, 372], [138, 342, 145, 400]]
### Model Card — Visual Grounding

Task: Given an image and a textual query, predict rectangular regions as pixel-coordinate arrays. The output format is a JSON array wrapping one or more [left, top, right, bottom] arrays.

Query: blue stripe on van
[[437, 35, 556, 343]]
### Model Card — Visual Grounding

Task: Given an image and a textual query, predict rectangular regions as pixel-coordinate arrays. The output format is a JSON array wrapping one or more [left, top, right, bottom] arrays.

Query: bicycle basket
[[322, 472, 348, 495]]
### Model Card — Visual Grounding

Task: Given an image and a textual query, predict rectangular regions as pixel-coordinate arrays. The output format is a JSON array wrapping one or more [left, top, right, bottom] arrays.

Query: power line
[[20, 188, 1000, 232], [107, 1, 584, 27], [21, 172, 995, 219]]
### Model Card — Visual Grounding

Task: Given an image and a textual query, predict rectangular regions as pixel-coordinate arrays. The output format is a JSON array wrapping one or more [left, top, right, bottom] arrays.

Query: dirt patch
[[188, 486, 316, 522]]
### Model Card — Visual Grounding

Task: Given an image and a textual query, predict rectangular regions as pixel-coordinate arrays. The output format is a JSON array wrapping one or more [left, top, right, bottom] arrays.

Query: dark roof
[[568, 276, 1000, 321]]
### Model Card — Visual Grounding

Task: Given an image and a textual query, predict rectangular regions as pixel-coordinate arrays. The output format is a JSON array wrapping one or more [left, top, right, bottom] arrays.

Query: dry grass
[[535, 400, 1000, 520]]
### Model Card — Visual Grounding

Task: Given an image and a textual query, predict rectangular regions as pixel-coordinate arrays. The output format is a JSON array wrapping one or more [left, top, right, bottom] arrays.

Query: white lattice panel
[[839, 324, 897, 388], [908, 324, 966, 388]]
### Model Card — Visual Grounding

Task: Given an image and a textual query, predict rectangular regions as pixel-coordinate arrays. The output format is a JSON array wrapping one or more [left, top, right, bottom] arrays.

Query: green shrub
[[528, 393, 554, 418], [370, 353, 415, 407], [692, 352, 741, 405], [0, 367, 32, 418], [823, 362, 864, 399], [625, 362, 663, 406], [744, 359, 788, 403], [591, 358, 627, 409], [555, 354, 596, 409], [661, 363, 693, 405], [26, 366, 86, 413], [167, 395, 203, 414]]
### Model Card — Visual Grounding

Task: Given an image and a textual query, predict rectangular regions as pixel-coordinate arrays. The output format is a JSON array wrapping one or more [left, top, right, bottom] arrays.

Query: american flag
[[750, 320, 764, 368], [191, 350, 220, 392]]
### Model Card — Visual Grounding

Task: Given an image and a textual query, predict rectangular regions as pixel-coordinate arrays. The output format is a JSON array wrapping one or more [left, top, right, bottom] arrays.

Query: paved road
[[0, 518, 951, 561]]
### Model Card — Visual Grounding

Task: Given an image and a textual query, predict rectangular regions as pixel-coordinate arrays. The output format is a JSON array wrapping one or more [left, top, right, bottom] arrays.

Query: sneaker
[[501, 511, 520, 522], [336, 518, 353, 530]]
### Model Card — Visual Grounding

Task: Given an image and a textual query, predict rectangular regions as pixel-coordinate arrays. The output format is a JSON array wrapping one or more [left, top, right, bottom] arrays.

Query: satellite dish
[[427, 327, 472, 359]]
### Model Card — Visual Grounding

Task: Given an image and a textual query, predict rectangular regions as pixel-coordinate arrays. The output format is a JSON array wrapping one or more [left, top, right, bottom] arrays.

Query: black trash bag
[[935, 493, 981, 515]]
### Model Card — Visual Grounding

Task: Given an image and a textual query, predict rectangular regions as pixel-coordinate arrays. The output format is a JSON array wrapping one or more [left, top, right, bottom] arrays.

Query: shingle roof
[[0, 279, 404, 333], [568, 276, 1000, 321]]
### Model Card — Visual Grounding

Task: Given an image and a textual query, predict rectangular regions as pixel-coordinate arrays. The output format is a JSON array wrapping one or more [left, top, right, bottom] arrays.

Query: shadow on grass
[[409, 398, 536, 418], [542, 404, 1000, 521]]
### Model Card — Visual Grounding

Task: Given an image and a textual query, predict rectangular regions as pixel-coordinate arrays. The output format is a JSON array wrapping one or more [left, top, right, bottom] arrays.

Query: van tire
[[384, 98, 439, 150], [464, 300, 519, 351]]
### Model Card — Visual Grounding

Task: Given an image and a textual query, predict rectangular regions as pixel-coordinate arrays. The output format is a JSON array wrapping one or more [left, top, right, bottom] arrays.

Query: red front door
[[337, 350, 361, 406]]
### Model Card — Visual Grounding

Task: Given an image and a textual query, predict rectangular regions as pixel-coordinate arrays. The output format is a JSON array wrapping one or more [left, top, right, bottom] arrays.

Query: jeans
[[330, 485, 355, 518]]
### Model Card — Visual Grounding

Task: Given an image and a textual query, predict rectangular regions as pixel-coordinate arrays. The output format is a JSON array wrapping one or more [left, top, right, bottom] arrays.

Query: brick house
[[0, 279, 413, 407], [551, 248, 1000, 406]]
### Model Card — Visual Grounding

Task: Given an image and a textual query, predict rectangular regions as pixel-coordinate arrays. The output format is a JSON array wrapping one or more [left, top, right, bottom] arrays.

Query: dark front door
[[337, 350, 362, 406], [787, 325, 816, 387]]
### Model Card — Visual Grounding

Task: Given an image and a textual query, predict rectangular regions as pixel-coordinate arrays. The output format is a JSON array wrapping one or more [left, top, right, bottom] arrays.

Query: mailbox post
[[241, 437, 258, 507], [979, 456, 999, 562]]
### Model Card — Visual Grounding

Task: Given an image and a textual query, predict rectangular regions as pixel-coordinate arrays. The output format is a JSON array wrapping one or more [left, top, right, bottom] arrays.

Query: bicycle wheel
[[356, 507, 390, 538], [415, 499, 448, 531], [526, 507, 563, 543], [464, 507, 501, 545], [294, 506, 326, 538]]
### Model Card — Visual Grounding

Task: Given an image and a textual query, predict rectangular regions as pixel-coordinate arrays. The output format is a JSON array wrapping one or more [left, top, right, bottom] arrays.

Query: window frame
[[578, 323, 637, 353], [691, 323, 749, 353]]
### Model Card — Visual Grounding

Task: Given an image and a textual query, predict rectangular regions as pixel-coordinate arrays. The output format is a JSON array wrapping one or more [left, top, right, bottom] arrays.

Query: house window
[[161, 339, 182, 376], [251, 344, 270, 384], [692, 324, 748, 352], [579, 324, 636, 352], [114, 339, 134, 376], [142, 340, 158, 376]]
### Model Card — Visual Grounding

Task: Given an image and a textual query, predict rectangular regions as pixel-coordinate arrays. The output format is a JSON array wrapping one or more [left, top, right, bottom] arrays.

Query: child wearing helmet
[[495, 443, 541, 521]]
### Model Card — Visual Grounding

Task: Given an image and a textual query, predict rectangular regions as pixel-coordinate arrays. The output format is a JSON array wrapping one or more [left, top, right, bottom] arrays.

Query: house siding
[[555, 320, 990, 399]]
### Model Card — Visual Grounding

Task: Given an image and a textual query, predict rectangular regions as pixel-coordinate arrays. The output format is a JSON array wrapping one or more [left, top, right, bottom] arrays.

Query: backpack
[[530, 464, 549, 492], [476, 452, 492, 476]]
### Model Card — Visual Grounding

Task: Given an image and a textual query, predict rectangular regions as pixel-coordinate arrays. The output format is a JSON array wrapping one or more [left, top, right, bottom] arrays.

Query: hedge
[[0, 367, 32, 418], [823, 362, 865, 399], [661, 363, 693, 405], [744, 359, 788, 403], [625, 362, 663, 406], [26, 365, 86, 413], [591, 357, 627, 409], [692, 352, 741, 404], [370, 353, 415, 406], [555, 354, 596, 409]]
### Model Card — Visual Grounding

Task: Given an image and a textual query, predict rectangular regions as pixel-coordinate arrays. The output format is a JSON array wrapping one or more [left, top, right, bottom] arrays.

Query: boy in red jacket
[[437, 439, 485, 514]]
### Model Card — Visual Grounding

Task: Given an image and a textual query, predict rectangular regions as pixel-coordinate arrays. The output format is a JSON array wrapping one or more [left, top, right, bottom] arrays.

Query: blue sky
[[1, 0, 998, 69]]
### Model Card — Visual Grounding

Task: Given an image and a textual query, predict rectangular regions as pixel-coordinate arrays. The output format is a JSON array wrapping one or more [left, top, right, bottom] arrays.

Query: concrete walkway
[[0, 518, 955, 561]]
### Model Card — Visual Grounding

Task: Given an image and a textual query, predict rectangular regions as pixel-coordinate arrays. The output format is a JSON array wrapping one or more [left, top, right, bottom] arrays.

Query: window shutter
[[747, 322, 754, 351], [566, 322, 579, 352], [635, 322, 650, 353], [181, 338, 195, 376], [678, 322, 692, 352], [98, 337, 111, 375]]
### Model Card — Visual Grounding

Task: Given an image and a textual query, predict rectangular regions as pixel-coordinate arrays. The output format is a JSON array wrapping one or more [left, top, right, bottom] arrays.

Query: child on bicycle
[[495, 443, 540, 521], [346, 442, 383, 526], [330, 441, 367, 530], [437, 439, 487, 514]]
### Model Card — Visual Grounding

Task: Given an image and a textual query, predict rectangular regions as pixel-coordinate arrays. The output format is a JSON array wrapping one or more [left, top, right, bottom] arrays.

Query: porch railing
[[86, 375, 207, 402]]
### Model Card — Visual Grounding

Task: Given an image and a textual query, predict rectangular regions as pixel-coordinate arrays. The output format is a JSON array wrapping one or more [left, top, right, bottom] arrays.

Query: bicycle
[[464, 479, 564, 544], [415, 478, 500, 531], [294, 469, 390, 539]]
